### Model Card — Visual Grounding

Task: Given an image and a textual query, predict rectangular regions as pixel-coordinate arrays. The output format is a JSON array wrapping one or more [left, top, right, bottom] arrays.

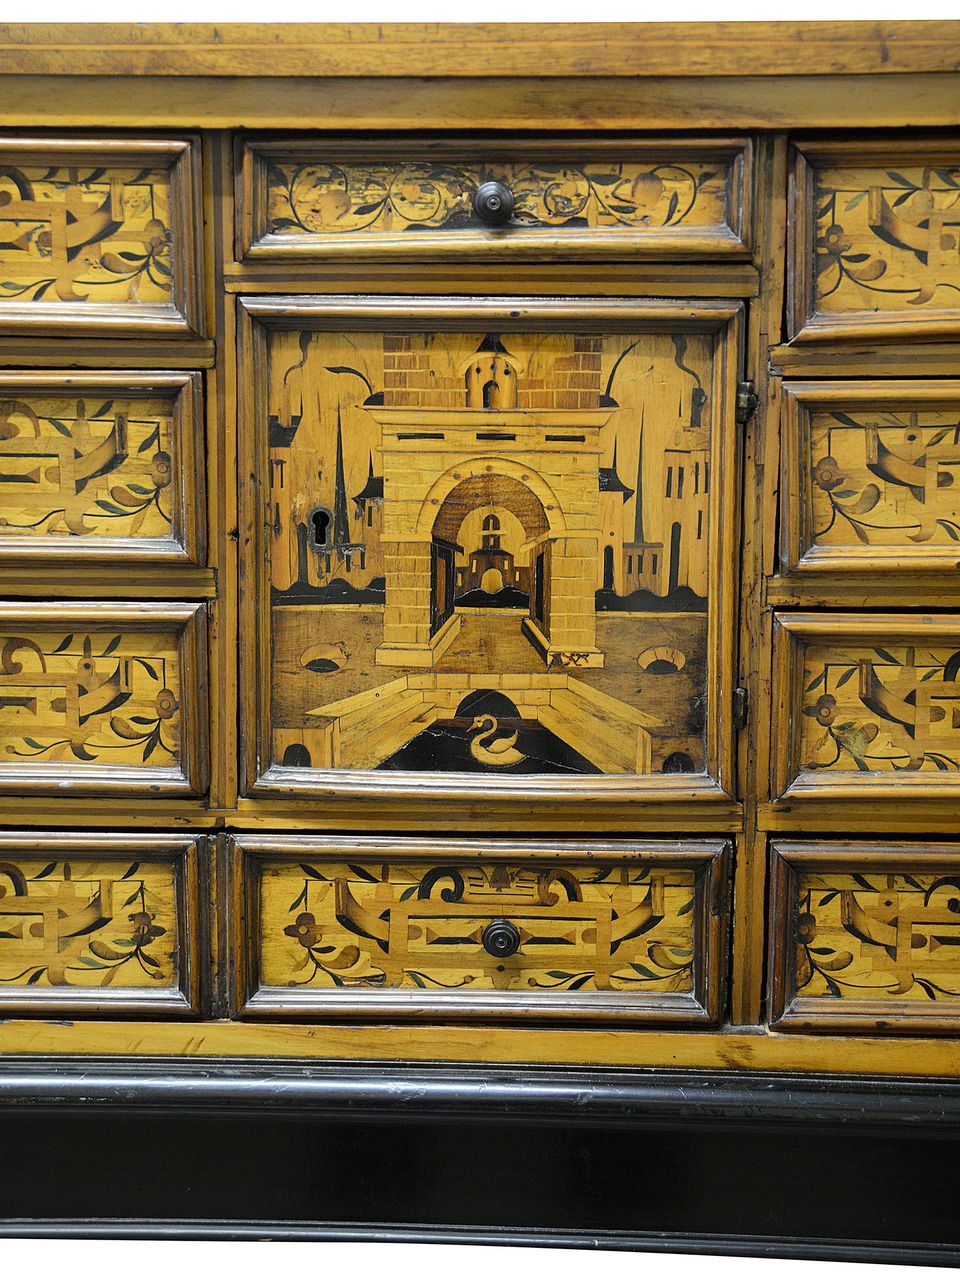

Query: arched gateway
[[367, 404, 614, 669]]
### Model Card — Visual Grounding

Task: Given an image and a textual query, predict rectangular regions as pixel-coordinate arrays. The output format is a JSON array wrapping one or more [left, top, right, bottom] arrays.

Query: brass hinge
[[733, 685, 749, 730], [736, 380, 758, 426]]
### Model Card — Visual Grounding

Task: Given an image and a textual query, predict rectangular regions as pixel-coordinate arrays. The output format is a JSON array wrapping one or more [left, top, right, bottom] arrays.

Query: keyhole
[[311, 509, 331, 547]]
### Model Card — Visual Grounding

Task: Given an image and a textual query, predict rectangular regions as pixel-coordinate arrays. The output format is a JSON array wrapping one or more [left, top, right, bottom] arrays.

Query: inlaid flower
[[284, 911, 321, 949], [803, 694, 837, 726], [815, 222, 852, 272], [150, 451, 172, 488], [155, 688, 179, 720], [797, 911, 818, 945], [813, 456, 845, 491], [129, 909, 166, 948]]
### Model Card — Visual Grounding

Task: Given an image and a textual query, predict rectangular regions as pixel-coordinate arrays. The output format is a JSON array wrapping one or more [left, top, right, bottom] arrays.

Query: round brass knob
[[482, 918, 521, 958], [473, 180, 515, 226]]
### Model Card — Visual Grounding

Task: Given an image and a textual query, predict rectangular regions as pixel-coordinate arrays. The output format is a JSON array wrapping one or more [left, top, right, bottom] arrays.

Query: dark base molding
[[2, 1059, 959, 1263]]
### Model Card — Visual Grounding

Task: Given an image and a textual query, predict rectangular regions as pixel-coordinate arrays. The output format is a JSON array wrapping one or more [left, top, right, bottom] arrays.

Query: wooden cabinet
[[4, 19, 960, 1258]]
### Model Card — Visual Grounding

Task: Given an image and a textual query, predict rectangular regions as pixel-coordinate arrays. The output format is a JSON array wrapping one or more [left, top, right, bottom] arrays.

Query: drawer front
[[0, 832, 202, 1016], [772, 612, 960, 801], [232, 837, 730, 1023], [0, 601, 207, 795], [0, 136, 202, 335], [790, 139, 960, 342], [239, 136, 752, 261], [0, 371, 204, 565], [781, 380, 960, 576], [769, 841, 960, 1034]]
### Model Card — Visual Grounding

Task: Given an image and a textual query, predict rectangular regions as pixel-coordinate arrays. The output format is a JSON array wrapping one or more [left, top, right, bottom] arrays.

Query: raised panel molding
[[0, 370, 204, 564], [769, 841, 960, 1034], [0, 135, 204, 336], [230, 835, 730, 1023], [238, 135, 753, 263]]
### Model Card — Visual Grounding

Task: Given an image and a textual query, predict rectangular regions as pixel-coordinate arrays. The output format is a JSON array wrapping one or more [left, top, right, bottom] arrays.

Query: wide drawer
[[230, 836, 730, 1023], [0, 831, 203, 1017], [238, 135, 753, 262], [769, 840, 960, 1035]]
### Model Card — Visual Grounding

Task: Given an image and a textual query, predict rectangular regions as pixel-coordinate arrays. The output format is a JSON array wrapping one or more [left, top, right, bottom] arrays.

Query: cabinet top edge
[[0, 22, 958, 79]]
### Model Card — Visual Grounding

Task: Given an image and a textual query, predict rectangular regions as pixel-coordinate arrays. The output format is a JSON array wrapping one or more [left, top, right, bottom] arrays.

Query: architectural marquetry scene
[[261, 155, 732, 241], [0, 856, 178, 990], [791, 868, 960, 1003], [0, 389, 182, 549], [805, 402, 960, 554], [800, 639, 960, 775], [812, 159, 960, 318], [266, 326, 717, 775], [0, 623, 183, 776], [0, 159, 176, 307], [259, 857, 697, 994]]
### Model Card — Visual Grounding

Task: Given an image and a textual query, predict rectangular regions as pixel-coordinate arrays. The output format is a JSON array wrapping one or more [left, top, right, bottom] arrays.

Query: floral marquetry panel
[[791, 140, 960, 342], [240, 298, 741, 808], [769, 843, 960, 1034], [781, 381, 960, 575], [0, 372, 204, 564], [0, 602, 207, 795], [0, 137, 202, 335], [233, 837, 729, 1023], [239, 137, 752, 261], [772, 613, 960, 802], [0, 833, 202, 1016]]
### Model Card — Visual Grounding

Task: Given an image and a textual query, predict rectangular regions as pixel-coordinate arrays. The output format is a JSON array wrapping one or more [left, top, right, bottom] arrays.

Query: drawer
[[0, 371, 204, 565], [772, 612, 960, 802], [0, 600, 207, 795], [789, 138, 960, 343], [238, 135, 753, 262], [230, 836, 730, 1023], [780, 380, 960, 577], [769, 841, 960, 1035], [0, 135, 202, 336], [0, 832, 203, 1016]]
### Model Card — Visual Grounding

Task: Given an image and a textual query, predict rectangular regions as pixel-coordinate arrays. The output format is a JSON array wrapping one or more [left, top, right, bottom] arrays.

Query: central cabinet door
[[239, 297, 741, 821]]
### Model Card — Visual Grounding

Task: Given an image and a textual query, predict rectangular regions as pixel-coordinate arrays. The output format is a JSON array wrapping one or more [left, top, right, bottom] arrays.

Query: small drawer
[[789, 138, 960, 343], [230, 836, 730, 1023], [769, 841, 960, 1035], [780, 380, 960, 577], [772, 612, 960, 802], [0, 832, 203, 1016], [0, 371, 204, 565], [0, 135, 203, 336], [0, 600, 207, 796], [238, 135, 753, 262]]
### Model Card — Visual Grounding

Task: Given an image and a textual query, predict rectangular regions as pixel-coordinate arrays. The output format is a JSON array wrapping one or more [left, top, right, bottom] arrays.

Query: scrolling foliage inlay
[[260, 858, 696, 994], [801, 640, 960, 776], [0, 392, 178, 544], [0, 856, 177, 990], [0, 627, 182, 769], [793, 868, 960, 1003], [265, 326, 718, 777], [265, 158, 729, 238], [0, 163, 175, 306]]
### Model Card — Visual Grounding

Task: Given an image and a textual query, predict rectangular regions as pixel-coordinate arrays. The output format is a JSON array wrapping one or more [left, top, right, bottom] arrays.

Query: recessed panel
[[0, 601, 207, 795], [0, 137, 202, 334], [0, 372, 204, 563], [0, 832, 202, 1016], [773, 613, 960, 800], [769, 842, 960, 1034], [791, 140, 960, 341], [242, 299, 740, 802], [240, 136, 752, 261], [234, 836, 729, 1023]]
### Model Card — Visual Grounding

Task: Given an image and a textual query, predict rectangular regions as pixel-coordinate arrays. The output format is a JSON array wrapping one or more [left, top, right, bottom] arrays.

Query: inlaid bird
[[468, 715, 525, 767]]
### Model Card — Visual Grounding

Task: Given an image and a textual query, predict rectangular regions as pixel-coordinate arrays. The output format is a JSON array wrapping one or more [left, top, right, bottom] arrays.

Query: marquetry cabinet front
[[1, 121, 959, 1068]]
